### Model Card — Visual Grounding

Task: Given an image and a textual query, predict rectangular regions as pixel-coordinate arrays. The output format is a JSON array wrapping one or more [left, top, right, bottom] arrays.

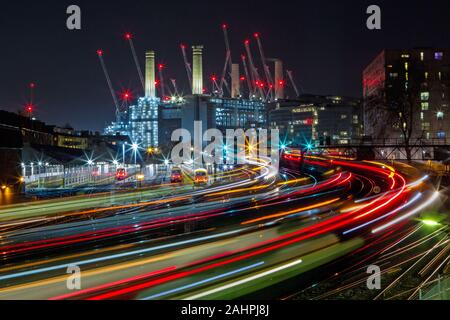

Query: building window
[[437, 111, 444, 120], [437, 131, 446, 139], [438, 72, 442, 81], [401, 54, 410, 59], [404, 62, 409, 71], [435, 52, 444, 60], [422, 122, 430, 131], [421, 102, 429, 110], [421, 92, 429, 101], [424, 72, 429, 80], [420, 52, 424, 61], [420, 112, 424, 120], [340, 114, 347, 120]]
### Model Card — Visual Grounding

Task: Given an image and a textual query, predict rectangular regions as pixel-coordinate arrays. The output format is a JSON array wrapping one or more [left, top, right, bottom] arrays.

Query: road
[[0, 155, 447, 300]]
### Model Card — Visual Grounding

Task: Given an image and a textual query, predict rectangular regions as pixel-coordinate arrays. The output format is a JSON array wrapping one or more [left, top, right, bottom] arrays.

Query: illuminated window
[[404, 62, 409, 71], [340, 114, 347, 119], [420, 112, 424, 120], [425, 72, 428, 80], [420, 52, 424, 61], [437, 132, 446, 139], [437, 111, 444, 119], [421, 102, 429, 110], [435, 52, 443, 60], [401, 54, 410, 58], [438, 72, 442, 81], [420, 92, 429, 101]]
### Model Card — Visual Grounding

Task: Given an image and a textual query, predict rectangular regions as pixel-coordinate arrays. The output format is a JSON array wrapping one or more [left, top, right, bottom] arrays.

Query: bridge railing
[[312, 138, 450, 147]]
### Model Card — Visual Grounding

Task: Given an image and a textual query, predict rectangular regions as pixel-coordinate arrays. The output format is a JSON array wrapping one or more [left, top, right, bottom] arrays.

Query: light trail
[[183, 258, 303, 300], [372, 191, 440, 234], [141, 261, 265, 300]]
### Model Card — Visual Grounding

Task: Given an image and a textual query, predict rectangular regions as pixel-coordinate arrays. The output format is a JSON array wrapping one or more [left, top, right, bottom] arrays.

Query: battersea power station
[[104, 44, 268, 152]]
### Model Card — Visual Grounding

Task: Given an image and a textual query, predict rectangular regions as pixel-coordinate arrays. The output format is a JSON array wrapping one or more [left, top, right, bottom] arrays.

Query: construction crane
[[222, 24, 233, 75], [241, 54, 253, 99], [180, 44, 192, 92], [170, 79, 179, 96], [254, 33, 274, 101], [210, 74, 221, 95], [219, 51, 231, 96], [244, 39, 264, 99], [97, 50, 121, 122], [286, 70, 300, 98], [25, 82, 35, 118], [125, 33, 145, 93], [219, 24, 233, 96], [158, 63, 167, 99]]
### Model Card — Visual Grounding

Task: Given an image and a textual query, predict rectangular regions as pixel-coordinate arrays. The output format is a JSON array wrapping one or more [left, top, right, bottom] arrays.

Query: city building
[[363, 48, 450, 141], [268, 95, 362, 147]]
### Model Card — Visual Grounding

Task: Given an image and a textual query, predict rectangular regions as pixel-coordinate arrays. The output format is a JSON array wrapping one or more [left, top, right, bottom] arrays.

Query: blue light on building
[[129, 97, 160, 148]]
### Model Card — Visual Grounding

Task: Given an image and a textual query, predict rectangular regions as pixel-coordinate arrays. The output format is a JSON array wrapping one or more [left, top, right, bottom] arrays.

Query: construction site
[[101, 24, 301, 150]]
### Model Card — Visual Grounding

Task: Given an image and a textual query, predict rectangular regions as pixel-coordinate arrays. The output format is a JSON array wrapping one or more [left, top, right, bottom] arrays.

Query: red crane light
[[97, 49, 103, 56], [180, 44, 186, 49], [26, 104, 33, 113], [29, 82, 35, 89], [254, 32, 259, 38], [240, 76, 246, 81], [121, 91, 131, 101], [125, 33, 132, 40], [211, 75, 217, 82], [244, 39, 250, 45], [158, 64, 164, 70], [278, 80, 285, 86], [222, 23, 228, 29]]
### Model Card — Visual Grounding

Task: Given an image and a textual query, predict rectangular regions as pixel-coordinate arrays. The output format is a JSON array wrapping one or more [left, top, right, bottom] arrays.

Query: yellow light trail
[[241, 198, 341, 225]]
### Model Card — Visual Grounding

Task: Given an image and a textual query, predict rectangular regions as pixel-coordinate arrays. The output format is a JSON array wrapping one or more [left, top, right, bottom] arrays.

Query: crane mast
[[97, 50, 121, 123], [241, 54, 253, 99], [286, 70, 300, 97], [180, 44, 192, 91], [254, 33, 274, 101], [158, 64, 167, 99], [125, 33, 145, 93], [244, 40, 264, 99]]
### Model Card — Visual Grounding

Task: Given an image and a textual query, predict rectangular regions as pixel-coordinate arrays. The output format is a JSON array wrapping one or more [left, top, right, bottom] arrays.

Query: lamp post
[[132, 143, 139, 188]]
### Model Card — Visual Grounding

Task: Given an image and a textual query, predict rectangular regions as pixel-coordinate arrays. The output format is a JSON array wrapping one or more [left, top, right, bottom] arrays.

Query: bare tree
[[364, 89, 422, 162]]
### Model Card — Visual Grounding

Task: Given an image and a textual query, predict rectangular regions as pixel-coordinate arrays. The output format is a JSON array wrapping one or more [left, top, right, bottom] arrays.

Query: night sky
[[0, 0, 449, 131]]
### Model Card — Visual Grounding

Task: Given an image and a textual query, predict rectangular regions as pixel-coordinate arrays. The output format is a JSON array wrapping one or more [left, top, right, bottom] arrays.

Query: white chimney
[[192, 45, 204, 95], [145, 50, 156, 98], [231, 63, 240, 98]]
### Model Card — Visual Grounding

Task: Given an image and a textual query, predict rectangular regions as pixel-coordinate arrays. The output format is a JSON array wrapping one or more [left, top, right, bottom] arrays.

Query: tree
[[364, 88, 423, 162]]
